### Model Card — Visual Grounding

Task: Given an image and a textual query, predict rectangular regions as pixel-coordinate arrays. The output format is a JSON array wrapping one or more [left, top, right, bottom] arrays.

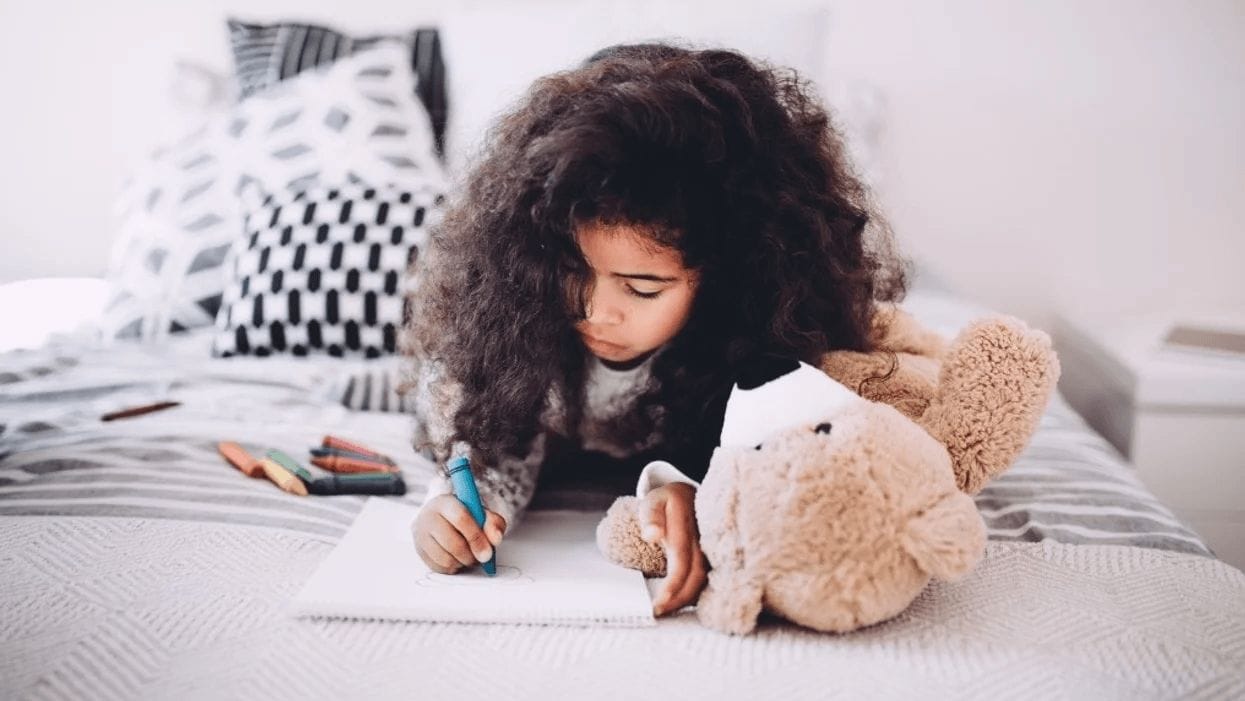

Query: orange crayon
[[217, 442, 265, 478], [321, 435, 394, 465], [311, 455, 398, 474]]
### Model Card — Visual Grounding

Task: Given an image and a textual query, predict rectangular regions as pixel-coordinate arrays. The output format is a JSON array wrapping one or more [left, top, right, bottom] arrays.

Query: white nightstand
[[1053, 310, 1245, 570]]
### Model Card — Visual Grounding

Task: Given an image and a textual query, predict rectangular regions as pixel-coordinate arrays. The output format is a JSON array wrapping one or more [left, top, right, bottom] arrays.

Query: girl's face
[[573, 221, 698, 364]]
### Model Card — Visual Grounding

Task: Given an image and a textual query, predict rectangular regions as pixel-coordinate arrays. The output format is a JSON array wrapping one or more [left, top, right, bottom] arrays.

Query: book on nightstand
[[1160, 324, 1245, 364]]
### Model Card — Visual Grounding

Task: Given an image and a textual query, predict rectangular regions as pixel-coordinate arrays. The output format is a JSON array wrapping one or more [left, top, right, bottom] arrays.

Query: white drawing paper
[[292, 498, 657, 627]]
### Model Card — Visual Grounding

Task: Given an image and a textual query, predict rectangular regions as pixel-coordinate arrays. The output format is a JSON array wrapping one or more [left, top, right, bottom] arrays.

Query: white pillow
[[101, 42, 445, 343]]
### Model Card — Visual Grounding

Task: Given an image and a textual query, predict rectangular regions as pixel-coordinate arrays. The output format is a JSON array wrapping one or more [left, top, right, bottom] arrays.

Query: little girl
[[405, 42, 907, 616]]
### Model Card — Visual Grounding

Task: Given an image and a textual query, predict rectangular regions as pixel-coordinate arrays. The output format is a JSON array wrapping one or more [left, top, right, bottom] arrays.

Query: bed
[[3, 4, 1244, 699], [3, 282, 1243, 700]]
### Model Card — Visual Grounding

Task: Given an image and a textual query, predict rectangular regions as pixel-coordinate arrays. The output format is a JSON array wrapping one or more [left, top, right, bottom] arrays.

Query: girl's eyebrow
[[612, 272, 680, 283]]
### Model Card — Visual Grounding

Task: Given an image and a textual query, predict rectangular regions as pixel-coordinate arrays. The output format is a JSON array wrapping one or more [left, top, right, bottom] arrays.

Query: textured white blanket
[[2, 515, 1242, 700]]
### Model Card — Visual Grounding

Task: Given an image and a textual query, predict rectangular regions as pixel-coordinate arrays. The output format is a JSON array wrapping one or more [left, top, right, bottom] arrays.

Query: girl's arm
[[636, 460, 700, 498], [419, 434, 546, 529], [411, 357, 541, 526]]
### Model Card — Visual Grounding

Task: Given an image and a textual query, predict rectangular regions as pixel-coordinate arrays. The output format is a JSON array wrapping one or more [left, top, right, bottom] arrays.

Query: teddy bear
[[595, 307, 1059, 634]]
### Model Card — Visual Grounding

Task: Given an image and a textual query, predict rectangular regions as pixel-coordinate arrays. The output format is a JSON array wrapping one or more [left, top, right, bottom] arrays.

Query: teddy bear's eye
[[814, 423, 832, 435], [753, 443, 763, 451]]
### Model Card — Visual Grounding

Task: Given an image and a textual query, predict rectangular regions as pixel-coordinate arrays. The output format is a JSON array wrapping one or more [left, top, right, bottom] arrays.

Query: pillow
[[227, 19, 448, 158], [327, 360, 416, 413], [211, 181, 444, 359], [101, 43, 444, 344]]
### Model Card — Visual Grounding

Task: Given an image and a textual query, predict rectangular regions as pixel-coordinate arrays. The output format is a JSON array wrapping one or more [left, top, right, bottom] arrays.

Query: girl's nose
[[586, 287, 624, 325]]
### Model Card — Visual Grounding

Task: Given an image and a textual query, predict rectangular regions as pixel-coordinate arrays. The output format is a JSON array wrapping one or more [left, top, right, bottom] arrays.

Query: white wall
[[825, 0, 1245, 326], [2, 0, 1242, 329]]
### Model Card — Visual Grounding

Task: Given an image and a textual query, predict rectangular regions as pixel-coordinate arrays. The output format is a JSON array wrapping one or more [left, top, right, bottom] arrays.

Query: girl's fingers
[[437, 498, 494, 563], [484, 510, 507, 547], [415, 532, 462, 574], [640, 492, 667, 544], [654, 497, 695, 615], [429, 517, 479, 568], [669, 544, 708, 613]]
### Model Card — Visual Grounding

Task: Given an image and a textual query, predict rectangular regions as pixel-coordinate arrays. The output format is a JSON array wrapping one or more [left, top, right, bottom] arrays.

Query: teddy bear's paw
[[929, 315, 1061, 493], [696, 570, 763, 635], [595, 496, 667, 577], [953, 316, 1060, 387]]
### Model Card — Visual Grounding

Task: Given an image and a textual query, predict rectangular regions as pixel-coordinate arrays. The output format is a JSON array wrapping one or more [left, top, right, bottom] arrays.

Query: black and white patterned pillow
[[227, 19, 448, 158], [101, 43, 444, 343], [212, 182, 444, 358]]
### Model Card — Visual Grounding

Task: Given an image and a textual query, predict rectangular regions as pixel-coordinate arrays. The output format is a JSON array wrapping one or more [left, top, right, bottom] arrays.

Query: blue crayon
[[447, 456, 496, 576]]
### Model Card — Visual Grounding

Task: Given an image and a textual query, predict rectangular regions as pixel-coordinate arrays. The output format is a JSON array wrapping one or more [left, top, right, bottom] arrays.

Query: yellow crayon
[[259, 457, 308, 497]]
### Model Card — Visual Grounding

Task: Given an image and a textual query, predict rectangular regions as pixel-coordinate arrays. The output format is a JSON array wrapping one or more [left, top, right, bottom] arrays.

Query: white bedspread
[[3, 515, 1242, 700], [3, 288, 1239, 699]]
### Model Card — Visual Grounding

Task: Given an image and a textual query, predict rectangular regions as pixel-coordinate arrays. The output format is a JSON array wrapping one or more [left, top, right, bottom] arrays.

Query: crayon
[[309, 446, 398, 467], [310, 455, 398, 474], [217, 442, 265, 478], [321, 435, 393, 464], [101, 401, 181, 421], [324, 471, 407, 496], [257, 457, 308, 497], [447, 456, 496, 576], [267, 450, 317, 481], [270, 450, 406, 496]]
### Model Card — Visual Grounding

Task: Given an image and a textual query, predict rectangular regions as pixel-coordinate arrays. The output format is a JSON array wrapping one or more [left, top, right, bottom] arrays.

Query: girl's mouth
[[582, 334, 626, 354]]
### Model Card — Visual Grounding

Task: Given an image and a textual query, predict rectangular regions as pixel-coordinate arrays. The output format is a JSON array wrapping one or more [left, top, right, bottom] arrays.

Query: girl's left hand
[[639, 482, 708, 616]]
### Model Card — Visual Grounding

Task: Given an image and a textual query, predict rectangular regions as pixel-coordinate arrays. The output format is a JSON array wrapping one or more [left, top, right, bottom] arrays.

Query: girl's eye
[[625, 286, 662, 300]]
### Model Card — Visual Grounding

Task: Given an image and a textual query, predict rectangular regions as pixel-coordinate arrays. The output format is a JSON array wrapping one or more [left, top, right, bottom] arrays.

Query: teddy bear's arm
[[819, 350, 938, 422], [869, 305, 948, 358], [595, 496, 669, 577], [920, 316, 1060, 494]]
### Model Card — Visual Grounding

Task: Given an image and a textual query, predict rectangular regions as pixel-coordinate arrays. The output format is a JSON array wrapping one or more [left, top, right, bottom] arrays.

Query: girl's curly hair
[[405, 42, 908, 478]]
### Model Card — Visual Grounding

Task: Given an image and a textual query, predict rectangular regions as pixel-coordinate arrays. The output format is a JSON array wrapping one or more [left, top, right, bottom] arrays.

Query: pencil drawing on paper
[[416, 565, 533, 586]]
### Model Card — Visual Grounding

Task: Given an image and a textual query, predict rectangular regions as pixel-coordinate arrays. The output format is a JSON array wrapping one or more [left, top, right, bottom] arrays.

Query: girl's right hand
[[412, 494, 507, 574]]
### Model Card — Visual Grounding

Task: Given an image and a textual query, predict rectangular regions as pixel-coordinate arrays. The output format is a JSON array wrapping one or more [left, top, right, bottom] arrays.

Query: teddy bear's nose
[[814, 423, 832, 435]]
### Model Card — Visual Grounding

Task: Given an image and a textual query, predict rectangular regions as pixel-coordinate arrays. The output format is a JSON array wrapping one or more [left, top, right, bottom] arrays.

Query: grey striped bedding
[[0, 335, 433, 542], [0, 290, 1212, 557]]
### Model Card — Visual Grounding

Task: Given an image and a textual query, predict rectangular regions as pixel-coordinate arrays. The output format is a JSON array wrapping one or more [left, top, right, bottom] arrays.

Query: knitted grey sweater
[[412, 352, 697, 526]]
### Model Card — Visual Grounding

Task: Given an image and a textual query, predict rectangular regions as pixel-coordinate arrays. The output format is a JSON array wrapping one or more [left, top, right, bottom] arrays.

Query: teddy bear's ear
[[899, 491, 987, 581], [719, 361, 859, 449]]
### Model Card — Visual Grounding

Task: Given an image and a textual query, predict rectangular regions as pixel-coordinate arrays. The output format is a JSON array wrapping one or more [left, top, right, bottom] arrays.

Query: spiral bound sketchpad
[[292, 498, 657, 627]]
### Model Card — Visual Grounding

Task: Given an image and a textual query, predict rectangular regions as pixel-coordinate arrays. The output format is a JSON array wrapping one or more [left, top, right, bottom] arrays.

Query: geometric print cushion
[[227, 19, 448, 159], [101, 126, 239, 341], [212, 181, 445, 358], [101, 43, 445, 344]]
